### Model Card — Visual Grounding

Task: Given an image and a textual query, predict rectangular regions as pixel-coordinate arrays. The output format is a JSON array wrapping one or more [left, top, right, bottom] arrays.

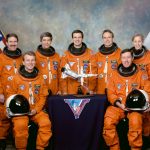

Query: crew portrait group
[[0, 29, 150, 150]]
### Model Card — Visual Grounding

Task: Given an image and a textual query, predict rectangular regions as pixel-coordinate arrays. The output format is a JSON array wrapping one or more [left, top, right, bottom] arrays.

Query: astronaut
[[35, 32, 61, 95], [6, 51, 52, 150], [0, 33, 22, 149], [60, 29, 97, 95], [103, 49, 150, 150], [95, 29, 121, 94]]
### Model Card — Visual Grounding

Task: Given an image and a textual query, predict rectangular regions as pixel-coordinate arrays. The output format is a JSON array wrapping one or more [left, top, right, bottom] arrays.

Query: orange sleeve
[[0, 55, 4, 93], [0, 81, 3, 93], [88, 53, 97, 92], [59, 53, 68, 94], [116, 48, 121, 65], [146, 63, 150, 80], [34, 78, 49, 113], [145, 52, 150, 80], [107, 72, 120, 105], [140, 72, 150, 100], [35, 51, 41, 69], [57, 55, 62, 92], [0, 54, 4, 81], [6, 76, 18, 99]]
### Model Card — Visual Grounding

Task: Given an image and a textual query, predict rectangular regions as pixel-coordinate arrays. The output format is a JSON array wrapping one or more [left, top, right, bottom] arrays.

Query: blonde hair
[[23, 51, 36, 61]]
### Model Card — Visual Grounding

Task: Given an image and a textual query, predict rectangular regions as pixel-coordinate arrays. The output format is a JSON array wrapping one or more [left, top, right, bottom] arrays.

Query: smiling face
[[23, 54, 36, 73], [121, 51, 133, 68], [102, 32, 114, 47], [41, 36, 52, 49], [132, 35, 143, 50], [72, 32, 83, 48], [6, 36, 18, 51]]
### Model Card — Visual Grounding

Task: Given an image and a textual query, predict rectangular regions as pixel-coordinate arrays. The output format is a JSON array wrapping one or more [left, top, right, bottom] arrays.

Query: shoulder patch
[[142, 74, 148, 80], [5, 65, 12, 71], [19, 85, 25, 90], [40, 62, 45, 68], [43, 75, 47, 79]]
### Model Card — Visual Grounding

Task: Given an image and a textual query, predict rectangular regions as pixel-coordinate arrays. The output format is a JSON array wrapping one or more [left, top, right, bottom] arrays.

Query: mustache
[[10, 45, 17, 47]]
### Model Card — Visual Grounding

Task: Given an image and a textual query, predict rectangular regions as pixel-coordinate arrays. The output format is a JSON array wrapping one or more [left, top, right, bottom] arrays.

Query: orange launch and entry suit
[[0, 47, 22, 140], [7, 66, 52, 150], [35, 46, 61, 95], [131, 47, 150, 137], [0, 82, 5, 120], [103, 63, 150, 150], [60, 46, 97, 95], [95, 43, 121, 94]]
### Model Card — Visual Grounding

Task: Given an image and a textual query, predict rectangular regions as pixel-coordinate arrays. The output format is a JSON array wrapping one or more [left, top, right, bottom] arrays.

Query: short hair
[[132, 33, 144, 42], [72, 29, 84, 38], [40, 32, 53, 42], [6, 33, 19, 42], [102, 29, 114, 38], [23, 51, 36, 61], [121, 49, 134, 58]]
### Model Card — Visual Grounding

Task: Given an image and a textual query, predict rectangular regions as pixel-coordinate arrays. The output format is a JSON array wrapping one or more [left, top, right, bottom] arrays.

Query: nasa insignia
[[117, 83, 122, 90], [43, 75, 47, 79], [40, 62, 45, 68], [7, 76, 13, 81], [99, 74, 104, 79], [19, 85, 25, 90]]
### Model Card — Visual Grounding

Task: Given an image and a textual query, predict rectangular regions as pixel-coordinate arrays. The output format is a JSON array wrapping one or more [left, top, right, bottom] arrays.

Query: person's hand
[[144, 105, 150, 112], [89, 91, 94, 95], [0, 94, 5, 104], [116, 102, 128, 111], [63, 92, 68, 95], [57, 91, 61, 95], [29, 109, 37, 116]]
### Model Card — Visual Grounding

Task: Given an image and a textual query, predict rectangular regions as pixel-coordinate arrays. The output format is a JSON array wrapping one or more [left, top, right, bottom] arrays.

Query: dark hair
[[72, 30, 84, 38], [23, 51, 36, 61], [6, 33, 19, 42], [40, 32, 53, 42], [121, 49, 134, 58], [132, 33, 144, 42], [102, 29, 114, 38]]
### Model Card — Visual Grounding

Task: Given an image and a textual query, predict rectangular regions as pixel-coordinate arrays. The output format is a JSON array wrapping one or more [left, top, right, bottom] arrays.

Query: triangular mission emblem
[[64, 98, 90, 119]]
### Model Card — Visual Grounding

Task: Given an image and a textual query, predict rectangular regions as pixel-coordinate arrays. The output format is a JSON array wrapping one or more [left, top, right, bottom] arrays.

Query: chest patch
[[40, 62, 45, 68], [69, 62, 75, 67], [19, 85, 25, 90], [111, 60, 117, 69], [5, 65, 12, 71], [117, 83, 122, 90], [97, 62, 103, 68], [34, 84, 41, 94]]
